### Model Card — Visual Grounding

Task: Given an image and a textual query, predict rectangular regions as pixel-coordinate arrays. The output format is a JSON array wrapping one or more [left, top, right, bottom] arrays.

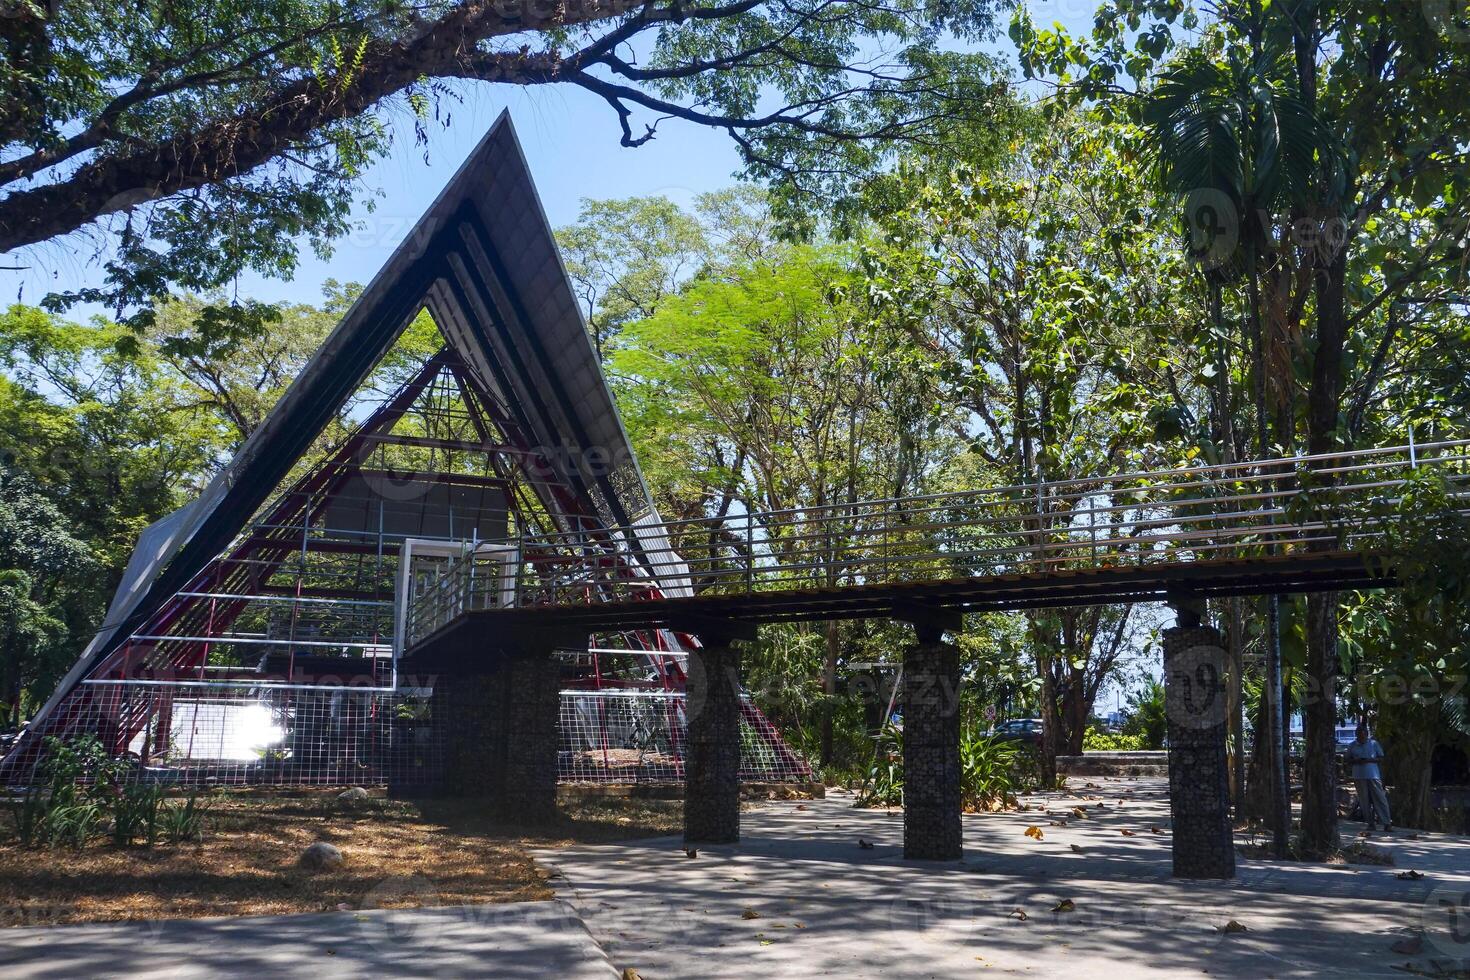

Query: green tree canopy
[[1, 0, 1010, 325]]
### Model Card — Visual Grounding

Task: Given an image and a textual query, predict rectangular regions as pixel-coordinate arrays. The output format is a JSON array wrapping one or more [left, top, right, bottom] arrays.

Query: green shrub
[[959, 733, 1025, 810], [5, 735, 206, 850], [158, 793, 209, 843], [6, 734, 119, 848], [1082, 727, 1148, 751], [111, 783, 165, 847], [855, 722, 904, 807], [45, 798, 106, 849], [1122, 678, 1168, 749], [856, 726, 1038, 810]]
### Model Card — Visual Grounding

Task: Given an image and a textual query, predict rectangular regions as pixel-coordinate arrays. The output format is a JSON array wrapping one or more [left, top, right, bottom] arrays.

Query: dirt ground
[[0, 791, 681, 928]]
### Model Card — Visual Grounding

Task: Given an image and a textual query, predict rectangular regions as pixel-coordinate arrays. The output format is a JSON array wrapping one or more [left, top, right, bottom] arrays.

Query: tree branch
[[0, 0, 647, 253]]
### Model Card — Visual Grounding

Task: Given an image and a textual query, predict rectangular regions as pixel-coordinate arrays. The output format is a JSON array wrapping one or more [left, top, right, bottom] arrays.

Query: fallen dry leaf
[[1150, 826, 1166, 835], [741, 908, 761, 920], [1049, 819, 1069, 828], [1024, 825, 1045, 841], [1396, 870, 1425, 880], [1120, 829, 1138, 837], [1389, 934, 1425, 955], [1070, 844, 1084, 853], [858, 839, 875, 850], [1008, 907, 1029, 921], [1051, 899, 1076, 913], [1218, 920, 1248, 934], [623, 971, 642, 980], [1071, 807, 1088, 819]]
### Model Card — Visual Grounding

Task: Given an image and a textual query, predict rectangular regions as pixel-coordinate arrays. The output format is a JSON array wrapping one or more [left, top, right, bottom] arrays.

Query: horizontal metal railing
[[403, 440, 1470, 631]]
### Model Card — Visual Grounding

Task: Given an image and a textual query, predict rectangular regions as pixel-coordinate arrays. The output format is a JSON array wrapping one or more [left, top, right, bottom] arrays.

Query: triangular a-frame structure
[[4, 113, 808, 791]]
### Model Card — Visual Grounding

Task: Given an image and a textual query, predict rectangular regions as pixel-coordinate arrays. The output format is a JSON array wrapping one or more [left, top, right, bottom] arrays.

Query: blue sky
[[1, 1, 1101, 316]]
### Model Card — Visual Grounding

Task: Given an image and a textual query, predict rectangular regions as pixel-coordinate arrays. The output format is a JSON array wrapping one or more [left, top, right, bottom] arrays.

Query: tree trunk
[[1228, 596, 1246, 817], [1381, 701, 1438, 830], [1299, 591, 1341, 857], [818, 619, 839, 768], [1264, 595, 1290, 855], [1244, 690, 1276, 823], [1300, 248, 1351, 855]]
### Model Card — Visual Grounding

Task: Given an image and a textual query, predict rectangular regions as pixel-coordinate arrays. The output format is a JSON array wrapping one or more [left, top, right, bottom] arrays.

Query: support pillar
[[501, 649, 563, 821], [1163, 613, 1236, 879], [902, 623, 961, 861], [684, 641, 744, 844], [429, 645, 562, 819]]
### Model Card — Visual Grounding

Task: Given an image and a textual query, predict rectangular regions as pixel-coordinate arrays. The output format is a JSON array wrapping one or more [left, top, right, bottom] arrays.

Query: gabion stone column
[[684, 642, 743, 845], [501, 650, 563, 821], [903, 629, 961, 861], [429, 648, 561, 820], [1163, 624, 1236, 879], [433, 673, 502, 797]]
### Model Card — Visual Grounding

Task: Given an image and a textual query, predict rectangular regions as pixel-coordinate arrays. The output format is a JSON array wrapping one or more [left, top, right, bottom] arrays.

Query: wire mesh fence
[[558, 690, 812, 784], [2, 682, 811, 790]]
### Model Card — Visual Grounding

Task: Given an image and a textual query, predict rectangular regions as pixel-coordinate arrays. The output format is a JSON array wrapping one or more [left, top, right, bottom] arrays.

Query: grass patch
[[0, 790, 680, 928]]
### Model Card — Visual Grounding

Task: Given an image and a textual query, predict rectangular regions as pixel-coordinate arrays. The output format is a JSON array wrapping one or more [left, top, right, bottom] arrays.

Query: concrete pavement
[[6, 777, 1470, 978], [538, 777, 1470, 978], [0, 899, 617, 979]]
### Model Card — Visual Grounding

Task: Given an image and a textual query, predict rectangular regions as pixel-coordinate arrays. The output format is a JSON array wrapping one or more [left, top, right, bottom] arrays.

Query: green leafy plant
[[6, 734, 121, 848], [1122, 678, 1168, 749], [44, 798, 106, 849], [157, 793, 209, 844], [959, 732, 1025, 810], [1082, 727, 1148, 751], [3, 735, 199, 850], [855, 722, 904, 807], [8, 789, 48, 846], [110, 783, 165, 847], [856, 725, 1037, 810]]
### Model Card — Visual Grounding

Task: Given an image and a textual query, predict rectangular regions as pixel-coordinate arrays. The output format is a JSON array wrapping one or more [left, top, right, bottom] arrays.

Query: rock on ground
[[298, 842, 344, 871]]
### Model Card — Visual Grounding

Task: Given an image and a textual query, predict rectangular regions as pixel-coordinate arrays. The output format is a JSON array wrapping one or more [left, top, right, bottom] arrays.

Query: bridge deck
[[409, 551, 1388, 646], [403, 440, 1467, 651]]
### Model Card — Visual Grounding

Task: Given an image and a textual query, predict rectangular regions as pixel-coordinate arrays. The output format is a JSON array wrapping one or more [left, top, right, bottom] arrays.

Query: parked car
[[1335, 724, 1363, 754], [990, 718, 1044, 746]]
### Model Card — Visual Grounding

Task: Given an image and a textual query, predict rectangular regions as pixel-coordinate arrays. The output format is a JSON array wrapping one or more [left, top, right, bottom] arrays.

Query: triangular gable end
[[4, 114, 809, 791], [19, 114, 666, 739]]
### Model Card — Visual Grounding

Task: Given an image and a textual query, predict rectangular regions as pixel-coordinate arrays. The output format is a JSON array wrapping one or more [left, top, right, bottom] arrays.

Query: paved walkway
[[6, 777, 1469, 978], [538, 777, 1470, 979], [0, 900, 617, 979]]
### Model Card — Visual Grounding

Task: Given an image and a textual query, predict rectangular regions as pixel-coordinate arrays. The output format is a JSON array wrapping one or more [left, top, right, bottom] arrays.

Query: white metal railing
[[406, 440, 1470, 624]]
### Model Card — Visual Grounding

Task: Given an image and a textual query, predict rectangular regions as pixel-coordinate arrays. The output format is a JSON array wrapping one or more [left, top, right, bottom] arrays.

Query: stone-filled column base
[[1163, 624, 1236, 879], [429, 648, 562, 820], [684, 643, 742, 845], [903, 635, 961, 861]]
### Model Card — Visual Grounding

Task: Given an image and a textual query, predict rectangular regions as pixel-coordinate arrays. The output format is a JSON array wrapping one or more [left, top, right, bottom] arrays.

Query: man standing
[[1346, 724, 1392, 833]]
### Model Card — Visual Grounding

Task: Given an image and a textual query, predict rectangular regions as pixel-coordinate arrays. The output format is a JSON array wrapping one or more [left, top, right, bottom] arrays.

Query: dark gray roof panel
[[28, 112, 663, 730]]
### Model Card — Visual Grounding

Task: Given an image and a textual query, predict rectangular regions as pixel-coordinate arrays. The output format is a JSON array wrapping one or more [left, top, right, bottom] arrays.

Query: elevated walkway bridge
[[402, 439, 1470, 875], [405, 440, 1470, 649]]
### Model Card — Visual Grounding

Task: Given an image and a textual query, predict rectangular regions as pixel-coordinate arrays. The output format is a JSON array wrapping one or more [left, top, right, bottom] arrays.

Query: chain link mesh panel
[[3, 682, 811, 788]]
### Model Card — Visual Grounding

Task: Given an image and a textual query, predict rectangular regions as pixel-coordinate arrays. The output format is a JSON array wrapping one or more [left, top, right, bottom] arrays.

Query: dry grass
[[0, 791, 680, 928]]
